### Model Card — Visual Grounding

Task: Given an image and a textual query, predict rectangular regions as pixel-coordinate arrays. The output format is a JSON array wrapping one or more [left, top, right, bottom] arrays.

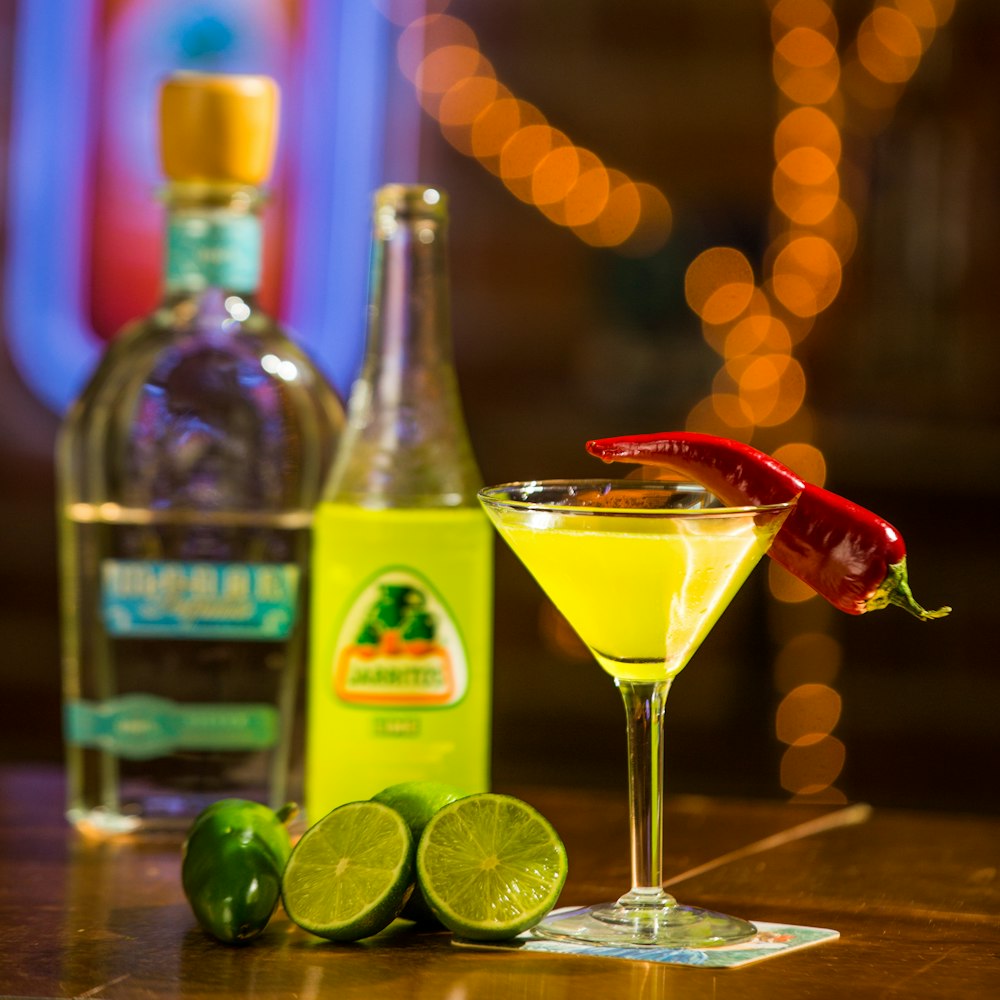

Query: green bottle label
[[64, 695, 279, 759], [101, 560, 299, 640], [166, 213, 261, 292], [307, 505, 493, 817], [332, 570, 469, 708]]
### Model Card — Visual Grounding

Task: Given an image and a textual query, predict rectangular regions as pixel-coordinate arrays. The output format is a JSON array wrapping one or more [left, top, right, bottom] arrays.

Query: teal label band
[[65, 695, 279, 759], [101, 559, 299, 640], [166, 213, 262, 292]]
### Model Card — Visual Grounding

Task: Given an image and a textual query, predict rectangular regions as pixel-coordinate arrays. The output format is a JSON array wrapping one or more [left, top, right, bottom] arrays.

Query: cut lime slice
[[281, 801, 413, 941], [372, 780, 466, 924], [416, 793, 568, 941]]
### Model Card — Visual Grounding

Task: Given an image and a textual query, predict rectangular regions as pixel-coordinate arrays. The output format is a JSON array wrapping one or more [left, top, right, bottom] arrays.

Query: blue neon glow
[[4, 0, 101, 413], [4, 0, 402, 413], [282, 0, 396, 397]]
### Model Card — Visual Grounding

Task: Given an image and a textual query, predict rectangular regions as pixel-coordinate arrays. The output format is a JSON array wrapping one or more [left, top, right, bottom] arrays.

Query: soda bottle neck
[[365, 196, 451, 377], [326, 186, 481, 508]]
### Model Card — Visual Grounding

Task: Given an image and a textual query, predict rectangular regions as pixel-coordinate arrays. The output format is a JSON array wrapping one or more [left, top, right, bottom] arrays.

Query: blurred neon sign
[[4, 0, 400, 412]]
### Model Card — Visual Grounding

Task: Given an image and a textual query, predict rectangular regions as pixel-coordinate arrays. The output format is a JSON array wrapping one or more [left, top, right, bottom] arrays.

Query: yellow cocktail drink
[[489, 506, 779, 682]]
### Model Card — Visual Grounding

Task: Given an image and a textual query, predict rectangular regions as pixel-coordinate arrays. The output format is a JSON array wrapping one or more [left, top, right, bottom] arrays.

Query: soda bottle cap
[[374, 184, 448, 220], [159, 72, 279, 186]]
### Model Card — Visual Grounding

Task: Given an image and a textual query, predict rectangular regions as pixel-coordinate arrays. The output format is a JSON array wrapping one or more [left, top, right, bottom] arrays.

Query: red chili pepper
[[585, 431, 950, 621]]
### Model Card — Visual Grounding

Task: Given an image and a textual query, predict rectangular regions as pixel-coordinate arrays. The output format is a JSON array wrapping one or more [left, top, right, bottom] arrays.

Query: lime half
[[372, 780, 466, 923], [416, 793, 568, 941], [281, 801, 413, 941], [372, 780, 466, 839]]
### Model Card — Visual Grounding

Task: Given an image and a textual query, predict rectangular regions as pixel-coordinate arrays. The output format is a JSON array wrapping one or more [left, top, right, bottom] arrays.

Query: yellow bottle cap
[[159, 72, 279, 186]]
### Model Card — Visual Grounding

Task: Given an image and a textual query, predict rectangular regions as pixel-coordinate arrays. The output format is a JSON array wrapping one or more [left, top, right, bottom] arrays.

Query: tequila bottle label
[[64, 694, 279, 759], [166, 214, 261, 292], [100, 559, 299, 640]]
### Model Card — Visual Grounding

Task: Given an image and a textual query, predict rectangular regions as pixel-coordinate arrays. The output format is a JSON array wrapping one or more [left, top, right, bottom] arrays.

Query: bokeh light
[[684, 248, 756, 325], [771, 235, 843, 317], [780, 736, 846, 794], [772, 441, 827, 485], [769, 561, 818, 604], [857, 8, 922, 84], [770, 0, 838, 43], [397, 10, 670, 251], [773, 632, 843, 693], [572, 171, 644, 248], [776, 683, 843, 746]]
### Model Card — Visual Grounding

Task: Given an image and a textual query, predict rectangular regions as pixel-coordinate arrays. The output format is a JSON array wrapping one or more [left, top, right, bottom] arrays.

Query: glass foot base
[[532, 900, 757, 948]]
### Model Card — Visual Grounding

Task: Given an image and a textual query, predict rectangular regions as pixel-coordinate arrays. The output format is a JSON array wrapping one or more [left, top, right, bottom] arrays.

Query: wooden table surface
[[1, 764, 997, 999]]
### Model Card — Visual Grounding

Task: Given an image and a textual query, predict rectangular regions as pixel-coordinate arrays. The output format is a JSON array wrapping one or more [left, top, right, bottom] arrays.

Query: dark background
[[2, 1, 997, 815]]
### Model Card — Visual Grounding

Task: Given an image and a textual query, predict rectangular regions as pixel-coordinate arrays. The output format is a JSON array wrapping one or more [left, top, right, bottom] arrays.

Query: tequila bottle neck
[[162, 182, 264, 298]]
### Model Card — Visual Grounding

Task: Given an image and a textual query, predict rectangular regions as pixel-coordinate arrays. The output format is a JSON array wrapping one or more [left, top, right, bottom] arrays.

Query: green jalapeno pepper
[[181, 798, 297, 945]]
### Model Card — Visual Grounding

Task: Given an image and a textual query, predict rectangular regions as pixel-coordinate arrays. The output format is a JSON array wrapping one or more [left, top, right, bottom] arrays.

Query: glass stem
[[616, 678, 674, 906]]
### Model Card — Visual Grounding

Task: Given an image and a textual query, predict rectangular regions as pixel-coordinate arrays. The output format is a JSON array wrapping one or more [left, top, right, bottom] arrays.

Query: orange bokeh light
[[397, 14, 477, 83], [685, 248, 755, 325], [893, 0, 943, 40], [499, 124, 565, 202], [774, 632, 843, 693], [438, 73, 498, 128], [773, 27, 840, 105], [561, 163, 612, 228], [804, 197, 858, 265], [857, 8, 923, 84], [772, 441, 827, 485], [771, 235, 842, 317], [685, 395, 754, 439], [416, 44, 483, 97], [757, 355, 806, 426], [776, 683, 843, 746], [736, 353, 798, 424], [619, 183, 672, 256], [711, 392, 755, 430], [724, 312, 792, 359], [773, 156, 840, 225], [572, 171, 643, 248], [769, 560, 817, 604], [774, 106, 842, 163], [395, 6, 670, 256], [770, 0, 838, 44], [472, 98, 539, 174], [531, 143, 581, 207], [780, 736, 846, 793]]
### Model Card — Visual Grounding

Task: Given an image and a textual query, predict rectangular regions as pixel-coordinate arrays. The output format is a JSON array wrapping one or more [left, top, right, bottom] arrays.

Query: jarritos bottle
[[307, 184, 492, 817]]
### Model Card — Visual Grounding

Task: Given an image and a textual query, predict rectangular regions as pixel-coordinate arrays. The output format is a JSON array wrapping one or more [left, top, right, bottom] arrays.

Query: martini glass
[[479, 479, 795, 947]]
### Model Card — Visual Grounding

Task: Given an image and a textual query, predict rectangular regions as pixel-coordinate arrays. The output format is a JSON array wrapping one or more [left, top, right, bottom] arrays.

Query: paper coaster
[[454, 913, 839, 969]]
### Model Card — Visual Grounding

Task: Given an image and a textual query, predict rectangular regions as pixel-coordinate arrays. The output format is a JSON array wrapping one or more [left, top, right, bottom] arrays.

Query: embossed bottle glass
[[57, 74, 344, 835]]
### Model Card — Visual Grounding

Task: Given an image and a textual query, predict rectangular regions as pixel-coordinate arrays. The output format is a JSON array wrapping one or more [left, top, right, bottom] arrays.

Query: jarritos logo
[[333, 570, 467, 707]]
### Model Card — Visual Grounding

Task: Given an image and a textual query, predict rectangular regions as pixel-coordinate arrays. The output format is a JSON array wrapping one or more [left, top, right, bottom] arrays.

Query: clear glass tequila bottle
[[57, 73, 344, 835]]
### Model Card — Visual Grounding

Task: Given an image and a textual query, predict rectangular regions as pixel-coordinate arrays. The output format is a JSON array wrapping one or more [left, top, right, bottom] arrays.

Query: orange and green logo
[[333, 572, 467, 707]]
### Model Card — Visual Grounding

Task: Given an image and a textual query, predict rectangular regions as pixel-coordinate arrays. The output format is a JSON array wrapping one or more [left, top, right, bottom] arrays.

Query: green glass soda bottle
[[57, 73, 345, 835], [307, 184, 492, 817]]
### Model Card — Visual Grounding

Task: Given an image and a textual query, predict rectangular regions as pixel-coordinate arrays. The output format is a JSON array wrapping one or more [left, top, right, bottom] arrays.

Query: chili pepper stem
[[871, 558, 951, 621]]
